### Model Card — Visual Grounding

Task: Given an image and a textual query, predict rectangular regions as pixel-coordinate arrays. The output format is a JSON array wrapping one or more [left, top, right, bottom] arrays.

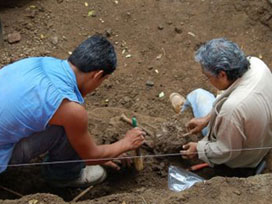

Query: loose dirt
[[1, 0, 272, 203]]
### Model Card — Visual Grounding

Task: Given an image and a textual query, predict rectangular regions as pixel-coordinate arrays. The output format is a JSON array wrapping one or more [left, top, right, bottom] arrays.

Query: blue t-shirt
[[0, 57, 84, 173]]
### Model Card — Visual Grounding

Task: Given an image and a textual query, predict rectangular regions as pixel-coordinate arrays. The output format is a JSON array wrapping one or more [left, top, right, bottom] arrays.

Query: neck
[[225, 79, 235, 89], [68, 61, 85, 93]]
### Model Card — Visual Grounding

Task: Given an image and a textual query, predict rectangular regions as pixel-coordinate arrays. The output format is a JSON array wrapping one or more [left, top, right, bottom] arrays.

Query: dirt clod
[[7, 32, 21, 44]]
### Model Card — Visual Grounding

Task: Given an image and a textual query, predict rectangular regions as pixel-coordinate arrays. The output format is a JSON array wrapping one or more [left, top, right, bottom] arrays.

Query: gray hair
[[195, 38, 250, 81]]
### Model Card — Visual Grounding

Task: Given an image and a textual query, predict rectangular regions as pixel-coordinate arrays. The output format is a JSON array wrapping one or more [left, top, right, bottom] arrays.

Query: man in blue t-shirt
[[0, 35, 145, 188]]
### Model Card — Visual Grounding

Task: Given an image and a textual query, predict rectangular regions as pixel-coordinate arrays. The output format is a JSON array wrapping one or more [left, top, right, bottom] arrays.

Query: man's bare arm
[[49, 100, 144, 165]]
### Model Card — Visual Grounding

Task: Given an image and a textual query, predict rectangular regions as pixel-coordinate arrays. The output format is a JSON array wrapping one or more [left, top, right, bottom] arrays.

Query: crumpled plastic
[[168, 165, 204, 192]]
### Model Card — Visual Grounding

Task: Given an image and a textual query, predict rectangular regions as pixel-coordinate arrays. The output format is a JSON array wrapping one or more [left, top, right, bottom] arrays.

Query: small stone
[[7, 32, 21, 44], [46, 50, 51, 55], [148, 66, 153, 70], [120, 96, 131, 105], [158, 25, 164, 30], [40, 34, 45, 39], [26, 10, 37, 18], [105, 29, 112, 37], [159, 92, 165, 98], [124, 96, 130, 102], [47, 22, 54, 29], [146, 80, 154, 87], [50, 36, 58, 45], [174, 27, 182, 34], [233, 190, 241, 195], [25, 23, 34, 31], [188, 32, 196, 37]]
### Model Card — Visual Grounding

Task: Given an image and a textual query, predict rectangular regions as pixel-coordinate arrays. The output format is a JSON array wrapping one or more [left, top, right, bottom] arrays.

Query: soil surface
[[1, 0, 272, 203]]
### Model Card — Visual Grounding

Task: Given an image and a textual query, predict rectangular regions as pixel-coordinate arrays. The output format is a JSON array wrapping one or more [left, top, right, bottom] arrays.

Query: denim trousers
[[9, 125, 85, 180], [183, 88, 216, 136]]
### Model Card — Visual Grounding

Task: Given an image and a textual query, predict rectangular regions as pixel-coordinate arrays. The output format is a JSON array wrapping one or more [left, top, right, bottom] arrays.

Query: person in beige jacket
[[181, 38, 272, 175]]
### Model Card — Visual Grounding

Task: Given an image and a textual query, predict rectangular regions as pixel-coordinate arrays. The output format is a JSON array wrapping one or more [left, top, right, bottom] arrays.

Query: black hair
[[68, 35, 117, 76]]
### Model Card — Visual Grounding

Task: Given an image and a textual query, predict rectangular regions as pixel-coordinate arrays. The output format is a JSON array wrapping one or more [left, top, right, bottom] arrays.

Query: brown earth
[[1, 0, 272, 203]]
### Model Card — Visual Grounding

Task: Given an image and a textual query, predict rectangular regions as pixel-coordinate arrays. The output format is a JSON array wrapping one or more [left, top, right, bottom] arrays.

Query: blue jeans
[[9, 125, 85, 180], [183, 88, 216, 136]]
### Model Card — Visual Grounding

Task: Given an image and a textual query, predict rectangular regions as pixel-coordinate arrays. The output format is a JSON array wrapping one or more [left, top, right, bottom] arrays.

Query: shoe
[[169, 92, 185, 113], [48, 165, 107, 188]]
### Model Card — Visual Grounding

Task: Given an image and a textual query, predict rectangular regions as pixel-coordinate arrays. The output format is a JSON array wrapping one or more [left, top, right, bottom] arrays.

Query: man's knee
[[9, 125, 66, 164]]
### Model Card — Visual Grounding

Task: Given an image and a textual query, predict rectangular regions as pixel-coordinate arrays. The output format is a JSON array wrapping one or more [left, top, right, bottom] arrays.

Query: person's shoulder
[[39, 56, 62, 64], [59, 100, 86, 117], [248, 56, 264, 63], [49, 99, 87, 126], [14, 57, 58, 66], [248, 56, 270, 71]]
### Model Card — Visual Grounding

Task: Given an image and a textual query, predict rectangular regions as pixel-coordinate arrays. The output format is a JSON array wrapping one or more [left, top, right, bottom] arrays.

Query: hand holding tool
[[132, 117, 144, 171]]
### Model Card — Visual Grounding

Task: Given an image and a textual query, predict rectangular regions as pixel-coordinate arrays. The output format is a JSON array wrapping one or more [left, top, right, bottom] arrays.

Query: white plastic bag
[[168, 165, 204, 192]]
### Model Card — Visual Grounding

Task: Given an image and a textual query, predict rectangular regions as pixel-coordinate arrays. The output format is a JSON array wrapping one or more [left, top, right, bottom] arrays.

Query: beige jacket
[[197, 57, 272, 168]]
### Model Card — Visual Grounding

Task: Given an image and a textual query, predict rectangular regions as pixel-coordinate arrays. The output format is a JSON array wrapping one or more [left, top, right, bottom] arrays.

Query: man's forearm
[[85, 139, 129, 165]]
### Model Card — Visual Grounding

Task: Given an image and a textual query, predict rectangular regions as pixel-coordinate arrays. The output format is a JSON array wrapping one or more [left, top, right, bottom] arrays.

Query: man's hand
[[122, 128, 145, 151], [103, 161, 121, 170], [180, 142, 198, 159], [186, 115, 210, 134], [50, 100, 146, 165], [102, 153, 132, 171]]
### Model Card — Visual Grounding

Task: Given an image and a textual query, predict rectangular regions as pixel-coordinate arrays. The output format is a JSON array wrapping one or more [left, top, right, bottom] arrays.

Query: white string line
[[4, 153, 181, 167], [2, 146, 272, 168]]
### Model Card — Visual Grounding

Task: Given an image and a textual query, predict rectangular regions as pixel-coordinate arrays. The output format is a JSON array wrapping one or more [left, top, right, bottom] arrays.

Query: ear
[[218, 70, 227, 79], [94, 70, 104, 80]]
